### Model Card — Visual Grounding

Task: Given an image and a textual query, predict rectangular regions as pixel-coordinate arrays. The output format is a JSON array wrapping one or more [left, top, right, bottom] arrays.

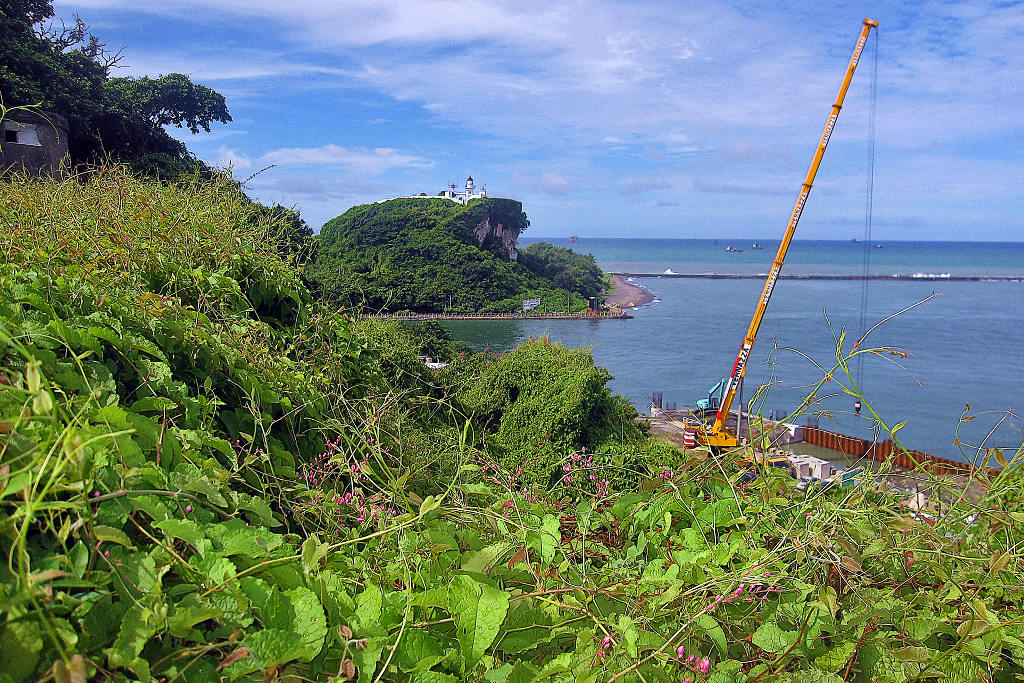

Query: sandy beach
[[605, 274, 654, 309]]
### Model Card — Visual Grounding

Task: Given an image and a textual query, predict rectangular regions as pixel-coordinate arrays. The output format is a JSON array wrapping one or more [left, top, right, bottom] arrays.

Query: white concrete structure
[[437, 176, 487, 204], [787, 454, 835, 480]]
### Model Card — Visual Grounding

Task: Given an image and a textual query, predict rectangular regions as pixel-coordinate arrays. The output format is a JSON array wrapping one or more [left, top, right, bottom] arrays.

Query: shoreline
[[605, 274, 656, 309]]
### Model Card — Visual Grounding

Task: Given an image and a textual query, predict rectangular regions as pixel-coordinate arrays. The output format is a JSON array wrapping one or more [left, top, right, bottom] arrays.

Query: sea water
[[440, 238, 1024, 462]]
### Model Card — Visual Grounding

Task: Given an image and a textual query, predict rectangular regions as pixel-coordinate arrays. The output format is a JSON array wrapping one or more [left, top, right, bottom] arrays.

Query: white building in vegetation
[[383, 176, 488, 205]]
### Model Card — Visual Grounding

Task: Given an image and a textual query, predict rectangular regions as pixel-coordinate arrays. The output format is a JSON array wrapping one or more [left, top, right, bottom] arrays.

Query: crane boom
[[697, 18, 879, 449]]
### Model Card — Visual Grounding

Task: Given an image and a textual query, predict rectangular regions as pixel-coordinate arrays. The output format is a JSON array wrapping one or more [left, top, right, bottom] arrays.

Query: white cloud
[[618, 176, 672, 195], [52, 0, 1024, 238], [214, 145, 252, 171], [258, 144, 433, 175]]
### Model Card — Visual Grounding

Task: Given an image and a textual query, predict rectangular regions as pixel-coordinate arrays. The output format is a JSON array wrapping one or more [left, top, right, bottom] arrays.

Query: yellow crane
[[692, 18, 879, 450]]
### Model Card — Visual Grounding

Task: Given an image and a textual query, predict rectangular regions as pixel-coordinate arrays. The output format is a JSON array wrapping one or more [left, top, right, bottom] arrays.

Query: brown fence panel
[[798, 427, 994, 475]]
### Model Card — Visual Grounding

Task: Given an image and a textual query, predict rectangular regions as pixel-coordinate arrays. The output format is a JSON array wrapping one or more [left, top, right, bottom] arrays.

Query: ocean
[[439, 238, 1024, 463]]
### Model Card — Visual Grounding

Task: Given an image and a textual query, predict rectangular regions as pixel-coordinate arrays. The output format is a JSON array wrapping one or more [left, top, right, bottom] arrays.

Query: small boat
[[751, 242, 763, 249], [873, 243, 883, 249], [725, 246, 743, 253], [569, 235, 578, 243]]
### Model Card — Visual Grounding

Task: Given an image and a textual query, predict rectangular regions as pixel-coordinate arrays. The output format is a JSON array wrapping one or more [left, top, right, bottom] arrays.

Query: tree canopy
[[0, 0, 230, 174], [520, 241, 608, 299]]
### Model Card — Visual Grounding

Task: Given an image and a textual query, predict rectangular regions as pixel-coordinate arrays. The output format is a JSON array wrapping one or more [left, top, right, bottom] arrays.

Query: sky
[[53, 0, 1024, 241]]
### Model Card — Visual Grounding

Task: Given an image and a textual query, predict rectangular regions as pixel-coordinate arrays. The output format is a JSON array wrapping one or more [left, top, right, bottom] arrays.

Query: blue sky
[[55, 0, 1023, 240]]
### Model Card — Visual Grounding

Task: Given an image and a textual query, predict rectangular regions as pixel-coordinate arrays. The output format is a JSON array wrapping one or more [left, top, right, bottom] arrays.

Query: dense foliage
[[520, 242, 608, 300], [2, 167, 1024, 683], [0, 0, 230, 174], [451, 339, 647, 471], [309, 198, 602, 314]]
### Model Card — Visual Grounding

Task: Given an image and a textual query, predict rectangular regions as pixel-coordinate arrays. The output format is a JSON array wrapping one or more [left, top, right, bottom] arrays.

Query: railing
[[365, 310, 633, 321]]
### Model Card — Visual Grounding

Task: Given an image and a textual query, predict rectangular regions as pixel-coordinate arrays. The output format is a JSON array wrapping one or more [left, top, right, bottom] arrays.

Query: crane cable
[[856, 27, 879, 389]]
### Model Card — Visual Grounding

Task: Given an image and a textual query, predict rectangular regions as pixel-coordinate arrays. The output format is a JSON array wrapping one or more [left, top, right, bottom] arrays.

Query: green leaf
[[206, 519, 282, 558], [154, 518, 206, 553], [301, 534, 329, 575], [0, 620, 43, 681], [394, 628, 444, 672], [419, 494, 440, 517], [461, 541, 511, 574], [813, 640, 856, 673], [129, 396, 178, 413], [504, 661, 542, 683], [697, 613, 729, 657], [616, 614, 640, 658], [245, 627, 305, 668], [105, 604, 157, 679], [167, 597, 224, 638], [236, 492, 279, 527], [92, 524, 134, 548], [283, 586, 327, 660], [752, 621, 798, 654], [495, 607, 553, 655], [891, 646, 933, 663], [447, 575, 510, 671], [525, 514, 560, 566], [355, 581, 383, 629], [412, 672, 459, 683]]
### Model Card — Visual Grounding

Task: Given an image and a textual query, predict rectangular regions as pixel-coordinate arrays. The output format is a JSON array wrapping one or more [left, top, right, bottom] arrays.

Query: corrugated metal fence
[[800, 426, 996, 476]]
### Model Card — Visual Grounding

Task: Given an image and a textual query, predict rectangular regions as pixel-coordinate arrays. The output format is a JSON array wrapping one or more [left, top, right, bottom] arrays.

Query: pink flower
[[185, 505, 192, 513], [676, 645, 685, 660]]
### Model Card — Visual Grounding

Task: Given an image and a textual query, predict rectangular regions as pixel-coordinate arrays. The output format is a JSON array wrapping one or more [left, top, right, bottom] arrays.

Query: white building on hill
[[437, 176, 487, 204], [384, 176, 488, 205]]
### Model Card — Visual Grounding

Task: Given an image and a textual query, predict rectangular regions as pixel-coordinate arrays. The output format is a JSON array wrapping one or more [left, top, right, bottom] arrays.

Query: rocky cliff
[[468, 198, 529, 261]]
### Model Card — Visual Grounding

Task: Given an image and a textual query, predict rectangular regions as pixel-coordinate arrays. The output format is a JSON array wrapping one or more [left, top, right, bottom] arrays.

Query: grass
[[1, 165, 1024, 682]]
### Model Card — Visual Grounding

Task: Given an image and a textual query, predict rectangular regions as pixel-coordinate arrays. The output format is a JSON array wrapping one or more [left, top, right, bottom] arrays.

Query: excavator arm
[[697, 19, 879, 449]]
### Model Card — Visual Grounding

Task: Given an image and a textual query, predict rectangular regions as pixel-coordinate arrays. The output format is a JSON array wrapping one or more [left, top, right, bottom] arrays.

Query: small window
[[2, 122, 42, 146]]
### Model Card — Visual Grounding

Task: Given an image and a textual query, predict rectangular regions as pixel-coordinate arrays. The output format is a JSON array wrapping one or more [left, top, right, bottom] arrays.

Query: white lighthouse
[[386, 174, 490, 205], [434, 175, 487, 204]]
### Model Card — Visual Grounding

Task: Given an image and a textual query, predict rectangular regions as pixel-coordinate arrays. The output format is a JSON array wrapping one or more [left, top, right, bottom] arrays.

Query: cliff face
[[469, 198, 529, 261], [473, 214, 519, 261]]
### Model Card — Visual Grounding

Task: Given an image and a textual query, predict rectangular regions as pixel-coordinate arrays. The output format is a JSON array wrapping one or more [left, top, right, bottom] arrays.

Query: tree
[[0, 0, 230, 170], [101, 74, 230, 154], [520, 242, 607, 299]]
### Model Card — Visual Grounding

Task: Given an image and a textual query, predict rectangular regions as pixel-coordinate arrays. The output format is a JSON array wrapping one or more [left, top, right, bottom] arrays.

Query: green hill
[[309, 197, 606, 314]]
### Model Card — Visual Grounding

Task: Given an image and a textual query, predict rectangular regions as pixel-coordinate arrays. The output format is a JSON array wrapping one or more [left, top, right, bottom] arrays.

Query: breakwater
[[612, 272, 1023, 282]]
